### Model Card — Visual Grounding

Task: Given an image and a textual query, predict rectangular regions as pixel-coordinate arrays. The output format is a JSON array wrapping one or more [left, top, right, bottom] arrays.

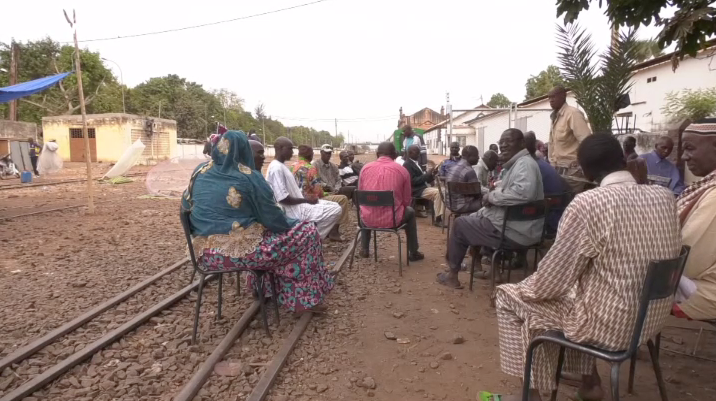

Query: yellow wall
[[41, 120, 71, 161]]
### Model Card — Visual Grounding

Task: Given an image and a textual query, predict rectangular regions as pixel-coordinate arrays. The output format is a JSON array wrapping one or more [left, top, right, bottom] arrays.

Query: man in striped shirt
[[358, 142, 423, 261]]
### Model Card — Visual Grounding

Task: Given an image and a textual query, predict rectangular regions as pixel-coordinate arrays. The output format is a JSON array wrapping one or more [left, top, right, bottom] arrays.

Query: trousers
[[447, 214, 520, 272]]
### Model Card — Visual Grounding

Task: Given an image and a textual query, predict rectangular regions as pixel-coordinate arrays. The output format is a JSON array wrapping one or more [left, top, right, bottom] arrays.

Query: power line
[[64, 0, 329, 44], [273, 115, 396, 122]]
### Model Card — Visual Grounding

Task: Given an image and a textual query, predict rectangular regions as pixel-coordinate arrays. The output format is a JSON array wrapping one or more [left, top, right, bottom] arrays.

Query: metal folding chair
[[521, 246, 690, 401], [180, 205, 279, 343], [348, 190, 409, 276]]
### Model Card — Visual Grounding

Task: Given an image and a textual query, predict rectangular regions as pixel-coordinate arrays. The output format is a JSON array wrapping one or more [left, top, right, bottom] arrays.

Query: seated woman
[[182, 131, 334, 313]]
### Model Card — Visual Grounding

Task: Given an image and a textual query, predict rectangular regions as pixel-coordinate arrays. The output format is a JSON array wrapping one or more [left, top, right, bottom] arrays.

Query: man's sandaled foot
[[436, 272, 463, 289], [408, 251, 424, 261]]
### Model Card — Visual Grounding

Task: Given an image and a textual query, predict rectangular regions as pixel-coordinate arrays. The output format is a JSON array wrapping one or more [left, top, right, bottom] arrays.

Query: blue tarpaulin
[[0, 72, 72, 104]]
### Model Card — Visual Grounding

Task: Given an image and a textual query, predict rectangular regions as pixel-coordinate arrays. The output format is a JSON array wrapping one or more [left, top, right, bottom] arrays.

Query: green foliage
[[524, 65, 565, 100], [633, 39, 665, 62], [555, 0, 716, 70], [556, 23, 639, 134], [662, 87, 716, 122], [487, 93, 511, 108], [0, 38, 342, 144]]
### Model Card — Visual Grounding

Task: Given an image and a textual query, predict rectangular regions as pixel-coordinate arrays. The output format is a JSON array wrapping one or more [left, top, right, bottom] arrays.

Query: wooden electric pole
[[64, 9, 95, 214], [8, 41, 19, 121]]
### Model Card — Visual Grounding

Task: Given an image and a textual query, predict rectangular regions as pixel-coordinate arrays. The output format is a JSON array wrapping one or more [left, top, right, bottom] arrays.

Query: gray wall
[[0, 120, 37, 140]]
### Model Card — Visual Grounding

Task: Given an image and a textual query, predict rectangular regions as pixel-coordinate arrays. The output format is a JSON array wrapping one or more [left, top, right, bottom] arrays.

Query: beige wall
[[0, 120, 37, 140], [42, 114, 177, 163]]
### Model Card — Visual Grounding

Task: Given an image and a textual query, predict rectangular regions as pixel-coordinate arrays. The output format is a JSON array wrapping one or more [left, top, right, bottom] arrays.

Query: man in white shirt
[[265, 137, 342, 239]]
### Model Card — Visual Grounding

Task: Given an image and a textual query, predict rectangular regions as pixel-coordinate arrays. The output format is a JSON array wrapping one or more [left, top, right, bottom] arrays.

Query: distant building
[[42, 113, 177, 164], [397, 107, 445, 131]]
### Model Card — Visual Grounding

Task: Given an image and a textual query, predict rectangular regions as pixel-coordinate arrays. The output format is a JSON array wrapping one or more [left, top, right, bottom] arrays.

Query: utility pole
[[334, 118, 338, 139], [261, 117, 265, 144], [8, 41, 19, 121], [65, 9, 95, 214]]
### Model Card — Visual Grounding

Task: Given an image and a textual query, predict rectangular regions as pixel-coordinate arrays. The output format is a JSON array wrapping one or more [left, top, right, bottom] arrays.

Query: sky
[[2, 0, 665, 142]]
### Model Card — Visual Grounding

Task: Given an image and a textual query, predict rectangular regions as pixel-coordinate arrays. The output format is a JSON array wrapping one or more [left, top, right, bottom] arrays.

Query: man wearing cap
[[312, 144, 353, 241], [673, 118, 716, 321]]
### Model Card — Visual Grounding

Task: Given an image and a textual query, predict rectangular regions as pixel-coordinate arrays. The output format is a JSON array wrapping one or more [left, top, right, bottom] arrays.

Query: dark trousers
[[30, 156, 39, 175], [447, 214, 520, 272], [337, 185, 356, 200], [361, 206, 419, 254]]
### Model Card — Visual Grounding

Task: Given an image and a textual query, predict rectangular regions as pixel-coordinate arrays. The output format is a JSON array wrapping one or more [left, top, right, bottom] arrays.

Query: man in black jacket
[[403, 145, 444, 226]]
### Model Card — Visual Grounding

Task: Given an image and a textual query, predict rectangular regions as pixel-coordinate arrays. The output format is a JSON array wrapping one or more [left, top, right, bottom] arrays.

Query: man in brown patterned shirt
[[484, 134, 681, 401]]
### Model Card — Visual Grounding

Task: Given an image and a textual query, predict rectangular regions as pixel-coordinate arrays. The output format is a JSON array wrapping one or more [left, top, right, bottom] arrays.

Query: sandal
[[436, 272, 463, 289], [477, 391, 502, 401]]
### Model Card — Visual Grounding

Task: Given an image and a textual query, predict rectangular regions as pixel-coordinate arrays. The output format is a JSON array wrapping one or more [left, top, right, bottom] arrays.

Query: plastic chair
[[445, 181, 482, 243], [521, 246, 690, 401], [469, 200, 546, 293], [180, 205, 279, 343], [348, 190, 409, 276]]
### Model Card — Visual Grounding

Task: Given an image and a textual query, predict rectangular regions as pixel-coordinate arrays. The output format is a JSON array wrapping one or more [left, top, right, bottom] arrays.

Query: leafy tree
[[524, 65, 566, 100], [487, 93, 511, 108], [0, 37, 122, 122], [634, 39, 665, 62], [556, 23, 639, 134], [555, 0, 716, 70], [662, 87, 716, 122]]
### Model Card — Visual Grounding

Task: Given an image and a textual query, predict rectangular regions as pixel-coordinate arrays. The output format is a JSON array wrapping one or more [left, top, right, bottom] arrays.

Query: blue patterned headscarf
[[182, 130, 293, 237]]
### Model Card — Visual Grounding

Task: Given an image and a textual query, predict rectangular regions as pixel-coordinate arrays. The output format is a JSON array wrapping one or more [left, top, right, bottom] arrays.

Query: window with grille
[[69, 128, 96, 138]]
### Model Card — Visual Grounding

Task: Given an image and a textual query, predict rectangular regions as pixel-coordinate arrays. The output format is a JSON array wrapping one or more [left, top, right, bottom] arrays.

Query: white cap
[[320, 144, 333, 153]]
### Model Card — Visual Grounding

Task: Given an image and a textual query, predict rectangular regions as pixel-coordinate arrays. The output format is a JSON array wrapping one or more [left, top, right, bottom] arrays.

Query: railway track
[[0, 240, 355, 401], [0, 172, 149, 192]]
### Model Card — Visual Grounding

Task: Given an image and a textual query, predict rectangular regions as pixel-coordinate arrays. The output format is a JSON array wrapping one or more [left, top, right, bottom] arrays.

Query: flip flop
[[477, 391, 502, 401], [436, 272, 463, 289]]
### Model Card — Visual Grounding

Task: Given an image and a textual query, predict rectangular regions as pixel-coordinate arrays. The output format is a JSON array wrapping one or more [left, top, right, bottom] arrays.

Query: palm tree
[[634, 39, 664, 62], [556, 23, 640, 134]]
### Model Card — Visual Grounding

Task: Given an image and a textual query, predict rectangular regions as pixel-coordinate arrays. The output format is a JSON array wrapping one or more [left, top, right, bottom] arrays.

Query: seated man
[[314, 144, 355, 199], [525, 131, 571, 237], [623, 135, 638, 161], [290, 145, 351, 242], [444, 145, 482, 214], [640, 135, 685, 195], [474, 150, 498, 195], [358, 142, 423, 261], [249, 140, 265, 171], [403, 144, 445, 226], [438, 141, 462, 177], [480, 133, 681, 401], [266, 137, 342, 240], [338, 150, 359, 188], [347, 150, 364, 174], [437, 129, 543, 289], [673, 119, 716, 321]]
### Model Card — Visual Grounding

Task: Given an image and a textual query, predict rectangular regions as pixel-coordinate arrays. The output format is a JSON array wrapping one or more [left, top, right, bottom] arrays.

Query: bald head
[[274, 136, 294, 162], [654, 135, 674, 159], [449, 141, 460, 157], [483, 150, 498, 170], [376, 142, 397, 160], [524, 131, 537, 156], [548, 85, 567, 111], [462, 145, 480, 165], [249, 140, 265, 170]]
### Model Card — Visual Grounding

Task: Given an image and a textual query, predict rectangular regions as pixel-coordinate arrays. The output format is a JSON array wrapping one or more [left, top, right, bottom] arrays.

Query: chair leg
[[655, 332, 661, 360], [348, 228, 361, 269], [235, 271, 241, 296], [647, 339, 669, 401], [270, 273, 281, 325], [469, 249, 476, 292], [190, 268, 196, 285], [396, 233, 403, 277], [192, 274, 206, 345], [628, 349, 637, 394], [490, 251, 499, 298], [610, 362, 621, 401], [256, 272, 271, 337], [550, 346, 565, 401], [217, 274, 223, 320], [521, 340, 540, 401], [373, 230, 378, 262], [430, 201, 435, 225], [445, 213, 451, 244]]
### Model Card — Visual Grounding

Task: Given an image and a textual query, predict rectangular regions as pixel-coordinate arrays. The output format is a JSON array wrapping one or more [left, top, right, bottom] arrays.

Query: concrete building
[[42, 113, 177, 164]]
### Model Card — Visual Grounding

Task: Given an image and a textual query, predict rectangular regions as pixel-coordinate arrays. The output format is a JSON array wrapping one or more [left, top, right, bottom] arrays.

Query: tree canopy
[[0, 38, 344, 146], [555, 0, 716, 70], [486, 93, 511, 108], [524, 65, 565, 100], [633, 38, 665, 62]]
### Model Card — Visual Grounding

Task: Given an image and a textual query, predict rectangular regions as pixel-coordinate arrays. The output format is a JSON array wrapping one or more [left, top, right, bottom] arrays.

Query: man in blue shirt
[[438, 142, 462, 177], [526, 131, 570, 236], [640, 136, 685, 196]]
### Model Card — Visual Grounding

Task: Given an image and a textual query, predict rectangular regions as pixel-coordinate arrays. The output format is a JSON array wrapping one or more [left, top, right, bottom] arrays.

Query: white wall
[[619, 48, 716, 132]]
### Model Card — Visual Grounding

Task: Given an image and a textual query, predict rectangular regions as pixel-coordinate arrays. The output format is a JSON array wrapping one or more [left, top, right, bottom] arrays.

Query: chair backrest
[[435, 175, 447, 205], [179, 205, 202, 273], [354, 190, 399, 229], [446, 180, 482, 211], [544, 192, 571, 211], [504, 200, 547, 222], [627, 246, 690, 354]]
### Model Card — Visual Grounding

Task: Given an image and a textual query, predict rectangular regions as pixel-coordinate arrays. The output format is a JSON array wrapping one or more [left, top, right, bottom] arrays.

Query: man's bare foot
[[436, 271, 463, 289]]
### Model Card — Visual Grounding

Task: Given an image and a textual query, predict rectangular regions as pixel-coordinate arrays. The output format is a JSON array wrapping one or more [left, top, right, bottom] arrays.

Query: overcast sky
[[3, 0, 664, 142]]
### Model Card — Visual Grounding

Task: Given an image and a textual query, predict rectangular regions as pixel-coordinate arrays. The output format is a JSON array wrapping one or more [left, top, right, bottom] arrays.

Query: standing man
[[266, 137, 342, 239], [547, 85, 592, 192], [475, 150, 499, 194], [640, 135, 685, 196], [402, 125, 427, 168], [445, 145, 482, 214], [623, 136, 638, 161], [28, 137, 41, 177], [358, 142, 423, 261], [438, 142, 462, 177], [403, 145, 445, 226]]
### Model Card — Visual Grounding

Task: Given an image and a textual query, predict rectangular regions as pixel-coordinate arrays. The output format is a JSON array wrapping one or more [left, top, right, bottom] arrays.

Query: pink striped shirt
[[358, 156, 412, 228]]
